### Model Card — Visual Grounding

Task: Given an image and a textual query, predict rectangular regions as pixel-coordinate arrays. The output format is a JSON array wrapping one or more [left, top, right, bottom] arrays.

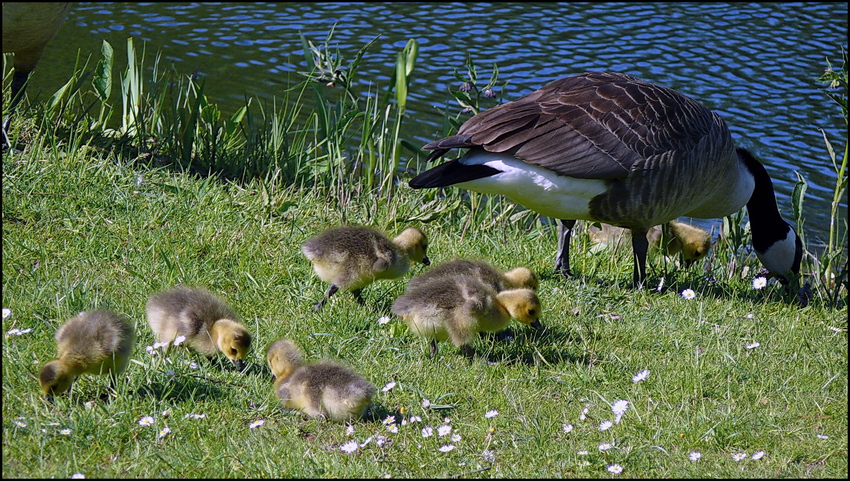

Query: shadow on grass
[[133, 375, 228, 403], [473, 324, 592, 366]]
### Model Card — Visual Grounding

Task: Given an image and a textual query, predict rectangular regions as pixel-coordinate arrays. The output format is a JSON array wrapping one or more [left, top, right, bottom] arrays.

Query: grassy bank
[[2, 37, 847, 478]]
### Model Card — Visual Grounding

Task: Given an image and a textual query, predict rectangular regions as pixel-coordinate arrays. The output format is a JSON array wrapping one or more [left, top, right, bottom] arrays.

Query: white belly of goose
[[453, 150, 608, 221]]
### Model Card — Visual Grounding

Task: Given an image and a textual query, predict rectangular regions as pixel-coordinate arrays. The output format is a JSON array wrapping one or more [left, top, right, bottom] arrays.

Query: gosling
[[392, 275, 543, 357], [302, 225, 430, 311], [406, 258, 538, 293], [266, 339, 376, 422], [39, 309, 135, 398], [589, 220, 712, 266], [146, 286, 251, 370]]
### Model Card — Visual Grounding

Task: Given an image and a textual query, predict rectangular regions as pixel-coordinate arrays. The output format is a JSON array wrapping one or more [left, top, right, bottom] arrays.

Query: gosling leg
[[314, 285, 339, 311]]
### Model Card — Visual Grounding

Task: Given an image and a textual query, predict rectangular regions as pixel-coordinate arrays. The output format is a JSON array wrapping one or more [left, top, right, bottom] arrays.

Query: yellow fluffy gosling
[[146, 286, 251, 370], [266, 339, 376, 422], [392, 275, 543, 357], [39, 309, 135, 398], [589, 220, 712, 266], [406, 258, 538, 293], [302, 225, 430, 311]]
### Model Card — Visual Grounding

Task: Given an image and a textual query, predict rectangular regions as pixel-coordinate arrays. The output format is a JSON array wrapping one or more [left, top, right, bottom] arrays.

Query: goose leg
[[555, 219, 577, 277], [2, 71, 30, 150], [630, 228, 649, 288], [430, 339, 438, 358], [351, 289, 365, 305]]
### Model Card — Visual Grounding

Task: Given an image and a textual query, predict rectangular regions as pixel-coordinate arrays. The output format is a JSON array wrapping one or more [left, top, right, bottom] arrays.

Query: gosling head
[[213, 319, 252, 371], [266, 339, 303, 381], [39, 360, 75, 398], [503, 267, 539, 291], [394, 227, 430, 266], [497, 288, 543, 330], [668, 222, 712, 266]]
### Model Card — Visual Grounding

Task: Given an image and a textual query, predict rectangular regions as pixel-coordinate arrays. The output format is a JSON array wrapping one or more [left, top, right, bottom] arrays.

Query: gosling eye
[[528, 309, 537, 317], [231, 348, 238, 356]]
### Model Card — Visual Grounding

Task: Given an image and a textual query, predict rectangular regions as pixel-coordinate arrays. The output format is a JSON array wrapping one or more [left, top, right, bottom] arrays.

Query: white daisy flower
[[249, 419, 265, 429], [485, 409, 499, 418], [752, 277, 767, 290], [382, 381, 396, 392], [138, 416, 155, 426], [681, 288, 696, 300], [598, 420, 613, 431], [598, 443, 613, 451], [607, 464, 623, 474], [562, 423, 574, 433], [2, 308, 11, 319], [689, 451, 701, 461], [632, 369, 650, 383], [751, 451, 765, 460], [732, 452, 747, 461], [439, 444, 455, 452], [340, 440, 358, 453], [612, 400, 629, 424], [173, 335, 186, 346], [377, 316, 391, 325], [421, 426, 433, 438], [437, 425, 452, 437], [745, 341, 760, 349]]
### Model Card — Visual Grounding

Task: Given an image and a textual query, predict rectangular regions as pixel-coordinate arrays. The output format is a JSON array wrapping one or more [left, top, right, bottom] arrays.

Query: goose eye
[[528, 309, 537, 317], [231, 348, 238, 356]]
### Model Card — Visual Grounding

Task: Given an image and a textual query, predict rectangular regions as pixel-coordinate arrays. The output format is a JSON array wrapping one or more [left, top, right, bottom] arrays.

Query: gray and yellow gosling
[[392, 275, 543, 357], [302, 225, 430, 311], [146, 286, 251, 370], [39, 309, 135, 398], [406, 258, 538, 293], [266, 339, 376, 422]]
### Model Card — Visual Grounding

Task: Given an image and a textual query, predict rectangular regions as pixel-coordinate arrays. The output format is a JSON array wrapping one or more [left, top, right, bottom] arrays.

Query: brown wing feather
[[424, 72, 718, 181]]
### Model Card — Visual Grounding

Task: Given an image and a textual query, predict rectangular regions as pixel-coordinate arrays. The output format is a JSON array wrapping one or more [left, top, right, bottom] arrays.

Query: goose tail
[[408, 159, 499, 189]]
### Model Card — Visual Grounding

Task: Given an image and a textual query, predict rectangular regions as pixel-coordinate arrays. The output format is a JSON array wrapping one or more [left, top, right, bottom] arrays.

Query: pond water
[[14, 2, 849, 247]]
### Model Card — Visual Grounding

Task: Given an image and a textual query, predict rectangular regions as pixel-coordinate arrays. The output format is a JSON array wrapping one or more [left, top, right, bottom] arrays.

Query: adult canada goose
[[39, 310, 135, 398], [406, 258, 538, 293], [302, 225, 430, 311], [266, 339, 376, 422], [392, 275, 543, 357], [408, 72, 802, 287], [2, 2, 71, 147], [588, 220, 712, 266], [146, 286, 252, 370]]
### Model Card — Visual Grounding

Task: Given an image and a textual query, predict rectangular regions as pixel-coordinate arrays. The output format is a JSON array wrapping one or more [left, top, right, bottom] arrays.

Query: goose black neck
[[737, 147, 794, 252]]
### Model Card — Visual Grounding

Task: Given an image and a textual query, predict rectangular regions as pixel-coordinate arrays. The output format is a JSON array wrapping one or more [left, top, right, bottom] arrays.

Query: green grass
[[2, 34, 847, 478], [2, 138, 847, 478]]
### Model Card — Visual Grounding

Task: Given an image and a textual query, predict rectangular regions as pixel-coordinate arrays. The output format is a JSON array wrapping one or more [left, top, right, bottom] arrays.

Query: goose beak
[[530, 320, 544, 331], [422, 256, 431, 266], [233, 359, 246, 371]]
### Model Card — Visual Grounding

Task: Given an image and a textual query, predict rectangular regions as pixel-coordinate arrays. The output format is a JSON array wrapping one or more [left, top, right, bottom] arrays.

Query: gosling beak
[[422, 256, 431, 266], [530, 319, 544, 331], [233, 359, 246, 371], [684, 259, 696, 268]]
